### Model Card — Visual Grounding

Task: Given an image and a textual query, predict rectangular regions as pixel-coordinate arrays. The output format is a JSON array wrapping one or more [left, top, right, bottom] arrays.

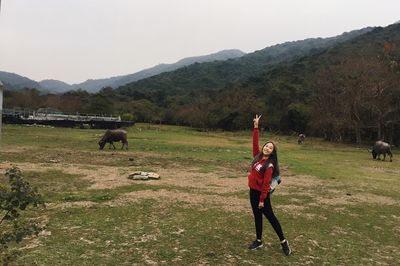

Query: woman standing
[[248, 114, 291, 256]]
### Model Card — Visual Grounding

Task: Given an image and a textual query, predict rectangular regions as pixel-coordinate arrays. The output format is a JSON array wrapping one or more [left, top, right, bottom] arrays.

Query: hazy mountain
[[1, 49, 245, 93], [242, 27, 375, 64], [39, 79, 72, 93], [256, 23, 400, 88], [0, 71, 41, 91], [70, 76, 121, 93], [71, 49, 245, 93], [107, 49, 245, 89], [117, 27, 375, 97], [0, 27, 373, 94]]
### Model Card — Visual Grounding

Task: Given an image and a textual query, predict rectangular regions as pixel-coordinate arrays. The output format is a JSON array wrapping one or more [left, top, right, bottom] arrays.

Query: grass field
[[0, 123, 399, 265]]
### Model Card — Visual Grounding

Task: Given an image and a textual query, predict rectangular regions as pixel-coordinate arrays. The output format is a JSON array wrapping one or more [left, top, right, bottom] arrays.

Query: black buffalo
[[371, 141, 392, 162], [98, 129, 128, 150]]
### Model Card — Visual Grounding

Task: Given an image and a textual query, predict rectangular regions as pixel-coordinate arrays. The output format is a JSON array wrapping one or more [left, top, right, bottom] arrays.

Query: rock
[[147, 173, 160, 179], [129, 175, 149, 180], [128, 171, 160, 180]]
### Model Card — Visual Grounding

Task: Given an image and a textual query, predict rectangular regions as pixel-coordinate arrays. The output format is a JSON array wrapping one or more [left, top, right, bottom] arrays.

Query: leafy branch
[[0, 166, 45, 264]]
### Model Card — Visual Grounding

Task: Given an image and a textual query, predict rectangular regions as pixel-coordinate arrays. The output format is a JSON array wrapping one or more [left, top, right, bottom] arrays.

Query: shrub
[[0, 166, 44, 264]]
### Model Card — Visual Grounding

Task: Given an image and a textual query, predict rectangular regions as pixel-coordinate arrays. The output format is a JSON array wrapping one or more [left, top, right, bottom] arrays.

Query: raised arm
[[252, 114, 261, 157]]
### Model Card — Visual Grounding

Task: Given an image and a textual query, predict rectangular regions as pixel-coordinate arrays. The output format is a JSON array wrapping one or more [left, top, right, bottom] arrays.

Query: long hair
[[251, 141, 280, 177]]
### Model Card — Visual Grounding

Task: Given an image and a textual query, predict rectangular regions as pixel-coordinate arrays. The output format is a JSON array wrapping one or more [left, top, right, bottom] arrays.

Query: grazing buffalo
[[371, 141, 392, 162], [298, 134, 306, 144], [98, 129, 128, 150]]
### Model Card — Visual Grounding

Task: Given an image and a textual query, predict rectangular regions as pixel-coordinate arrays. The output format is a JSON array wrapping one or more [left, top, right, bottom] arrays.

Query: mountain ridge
[[117, 26, 375, 98], [0, 26, 375, 94], [0, 49, 245, 93], [73, 49, 245, 92]]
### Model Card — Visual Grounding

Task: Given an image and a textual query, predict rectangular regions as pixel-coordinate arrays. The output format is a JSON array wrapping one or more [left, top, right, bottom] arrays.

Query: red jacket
[[248, 128, 273, 203]]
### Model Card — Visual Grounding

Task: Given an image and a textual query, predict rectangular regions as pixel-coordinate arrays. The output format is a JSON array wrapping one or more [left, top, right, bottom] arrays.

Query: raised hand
[[253, 114, 262, 128]]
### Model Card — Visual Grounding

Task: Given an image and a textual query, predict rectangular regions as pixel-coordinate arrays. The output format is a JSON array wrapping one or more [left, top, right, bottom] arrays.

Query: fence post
[[0, 80, 4, 144]]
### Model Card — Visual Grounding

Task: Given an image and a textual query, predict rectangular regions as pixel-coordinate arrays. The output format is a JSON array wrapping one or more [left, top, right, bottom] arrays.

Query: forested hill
[[229, 23, 400, 143], [70, 49, 245, 93], [117, 27, 374, 97], [0, 71, 41, 91]]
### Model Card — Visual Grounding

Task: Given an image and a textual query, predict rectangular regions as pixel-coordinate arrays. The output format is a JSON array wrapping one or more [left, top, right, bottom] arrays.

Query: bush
[[0, 166, 44, 264], [120, 113, 135, 121]]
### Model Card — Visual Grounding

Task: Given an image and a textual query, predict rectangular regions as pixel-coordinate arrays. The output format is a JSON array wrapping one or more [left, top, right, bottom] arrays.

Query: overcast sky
[[0, 0, 399, 84]]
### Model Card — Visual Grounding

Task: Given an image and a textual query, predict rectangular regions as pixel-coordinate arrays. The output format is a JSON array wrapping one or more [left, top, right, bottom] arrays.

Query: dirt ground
[[1, 155, 397, 214]]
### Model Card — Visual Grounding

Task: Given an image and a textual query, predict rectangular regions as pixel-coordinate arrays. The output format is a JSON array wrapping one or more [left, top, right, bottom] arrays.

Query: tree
[[86, 94, 114, 115], [214, 87, 265, 130], [363, 56, 400, 142], [0, 167, 44, 264], [311, 64, 353, 142], [284, 103, 311, 134], [121, 99, 164, 124], [311, 54, 400, 143], [4, 88, 44, 110]]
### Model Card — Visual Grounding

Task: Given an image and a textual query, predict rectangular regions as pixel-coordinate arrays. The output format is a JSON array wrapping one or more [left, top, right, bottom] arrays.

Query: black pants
[[250, 189, 285, 241]]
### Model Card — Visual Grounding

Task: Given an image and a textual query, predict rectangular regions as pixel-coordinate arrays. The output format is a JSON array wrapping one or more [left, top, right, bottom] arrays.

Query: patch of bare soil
[[279, 174, 399, 207], [278, 204, 308, 216], [46, 201, 97, 210], [0, 161, 14, 171], [0, 162, 134, 189], [1, 162, 248, 192], [271, 174, 399, 219], [106, 189, 250, 213], [0, 145, 35, 153], [153, 166, 247, 193], [281, 174, 326, 188], [364, 166, 400, 175], [312, 190, 398, 206]]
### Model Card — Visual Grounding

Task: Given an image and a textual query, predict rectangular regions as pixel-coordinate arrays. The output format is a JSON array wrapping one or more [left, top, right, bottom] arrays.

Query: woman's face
[[262, 142, 274, 156]]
